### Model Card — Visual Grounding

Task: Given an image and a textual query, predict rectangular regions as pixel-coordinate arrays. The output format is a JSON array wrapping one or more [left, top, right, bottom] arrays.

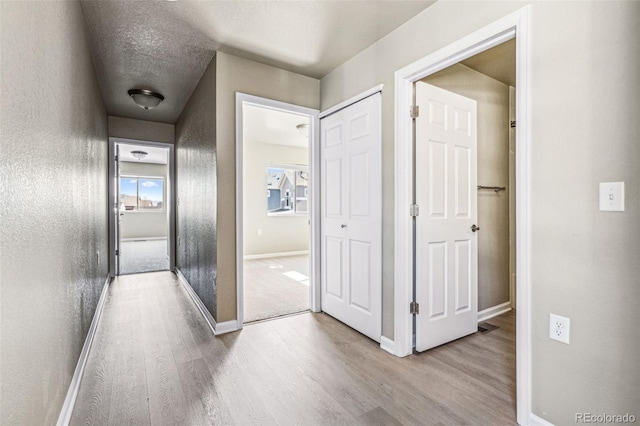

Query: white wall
[[0, 2, 108, 424], [119, 162, 169, 240], [243, 140, 309, 256], [422, 64, 510, 311], [320, 1, 640, 423]]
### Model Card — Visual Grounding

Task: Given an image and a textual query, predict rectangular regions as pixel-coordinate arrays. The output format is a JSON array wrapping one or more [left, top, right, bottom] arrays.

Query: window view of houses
[[120, 177, 164, 211], [266, 167, 308, 215]]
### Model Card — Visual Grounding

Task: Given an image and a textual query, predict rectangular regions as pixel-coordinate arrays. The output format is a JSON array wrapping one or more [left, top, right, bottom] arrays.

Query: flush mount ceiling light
[[131, 150, 148, 160], [127, 89, 164, 110], [296, 123, 309, 137]]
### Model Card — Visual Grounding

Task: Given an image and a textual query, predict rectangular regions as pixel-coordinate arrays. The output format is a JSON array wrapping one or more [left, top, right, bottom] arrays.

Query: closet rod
[[477, 185, 506, 193]]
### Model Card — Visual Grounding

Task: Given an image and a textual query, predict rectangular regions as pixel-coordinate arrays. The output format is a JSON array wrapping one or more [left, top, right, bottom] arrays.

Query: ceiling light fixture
[[296, 123, 309, 138], [127, 89, 164, 110], [131, 150, 148, 160]]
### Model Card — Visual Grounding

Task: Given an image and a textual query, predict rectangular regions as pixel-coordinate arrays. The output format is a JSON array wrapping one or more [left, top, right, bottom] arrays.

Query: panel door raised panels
[[320, 93, 382, 343], [415, 82, 478, 352]]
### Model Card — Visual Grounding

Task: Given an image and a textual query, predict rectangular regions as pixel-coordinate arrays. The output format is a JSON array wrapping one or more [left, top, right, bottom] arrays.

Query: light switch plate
[[599, 182, 625, 212]]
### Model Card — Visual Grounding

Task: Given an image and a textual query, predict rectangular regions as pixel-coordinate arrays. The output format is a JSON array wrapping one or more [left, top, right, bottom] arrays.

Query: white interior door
[[320, 93, 382, 342], [415, 82, 478, 352]]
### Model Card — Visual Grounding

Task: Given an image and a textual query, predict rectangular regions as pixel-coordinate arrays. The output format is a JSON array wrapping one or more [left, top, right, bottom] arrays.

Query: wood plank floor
[[70, 272, 516, 425]]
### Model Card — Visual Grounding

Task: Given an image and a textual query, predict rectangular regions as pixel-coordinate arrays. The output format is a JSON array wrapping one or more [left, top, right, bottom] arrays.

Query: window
[[266, 166, 308, 216], [120, 177, 164, 212]]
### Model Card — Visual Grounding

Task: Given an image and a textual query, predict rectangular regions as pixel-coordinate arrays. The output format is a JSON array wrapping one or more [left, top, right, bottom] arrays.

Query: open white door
[[320, 93, 382, 342], [415, 82, 478, 352]]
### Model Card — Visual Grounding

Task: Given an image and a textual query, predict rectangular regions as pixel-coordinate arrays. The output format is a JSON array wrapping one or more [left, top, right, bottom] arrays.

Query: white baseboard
[[175, 268, 241, 336], [243, 250, 309, 260], [57, 274, 111, 426], [216, 320, 241, 334], [478, 301, 512, 323], [529, 413, 554, 426], [380, 336, 396, 355]]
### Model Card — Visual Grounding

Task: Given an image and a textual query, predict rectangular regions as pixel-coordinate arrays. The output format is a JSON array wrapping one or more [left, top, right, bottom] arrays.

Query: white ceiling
[[79, 0, 435, 124], [118, 143, 168, 164], [461, 39, 516, 87], [243, 104, 309, 149]]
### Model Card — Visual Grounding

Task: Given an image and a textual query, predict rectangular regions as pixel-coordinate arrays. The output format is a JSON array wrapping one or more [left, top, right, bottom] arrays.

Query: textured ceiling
[[80, 0, 435, 124]]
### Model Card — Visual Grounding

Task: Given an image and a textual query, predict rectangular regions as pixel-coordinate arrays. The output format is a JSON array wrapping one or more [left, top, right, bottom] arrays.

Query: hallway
[[71, 272, 516, 425]]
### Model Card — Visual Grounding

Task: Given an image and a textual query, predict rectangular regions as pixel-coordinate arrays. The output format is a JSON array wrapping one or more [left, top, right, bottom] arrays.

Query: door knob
[[471, 224, 480, 232], [341, 224, 347, 229]]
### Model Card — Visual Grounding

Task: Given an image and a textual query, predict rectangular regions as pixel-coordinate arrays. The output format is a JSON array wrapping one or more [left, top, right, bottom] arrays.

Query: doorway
[[108, 138, 176, 277], [414, 38, 516, 351], [235, 94, 320, 324], [393, 6, 531, 423]]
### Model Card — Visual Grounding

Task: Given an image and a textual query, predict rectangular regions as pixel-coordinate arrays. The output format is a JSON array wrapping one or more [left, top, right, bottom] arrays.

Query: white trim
[[319, 84, 384, 119], [243, 250, 309, 260], [529, 413, 555, 426], [236, 93, 321, 325], [57, 275, 111, 426], [393, 6, 532, 426], [109, 137, 176, 277], [121, 237, 167, 242], [215, 320, 240, 335], [478, 302, 512, 323], [380, 336, 396, 355]]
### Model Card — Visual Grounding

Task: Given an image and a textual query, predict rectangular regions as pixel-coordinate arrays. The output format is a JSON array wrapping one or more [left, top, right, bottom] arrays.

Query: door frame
[[108, 137, 176, 277], [235, 93, 321, 325], [393, 6, 532, 425]]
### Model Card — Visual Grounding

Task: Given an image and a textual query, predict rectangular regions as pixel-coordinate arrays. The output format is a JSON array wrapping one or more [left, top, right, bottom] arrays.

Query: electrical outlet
[[549, 313, 570, 344]]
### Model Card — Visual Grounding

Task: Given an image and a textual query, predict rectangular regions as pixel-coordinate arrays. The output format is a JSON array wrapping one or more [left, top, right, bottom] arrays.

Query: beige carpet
[[243, 255, 309, 323], [119, 239, 170, 275]]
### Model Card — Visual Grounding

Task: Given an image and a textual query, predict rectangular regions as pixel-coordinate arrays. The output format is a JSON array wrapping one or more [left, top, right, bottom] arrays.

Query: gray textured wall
[[423, 64, 510, 311], [175, 56, 218, 318], [320, 1, 640, 422], [0, 2, 108, 425]]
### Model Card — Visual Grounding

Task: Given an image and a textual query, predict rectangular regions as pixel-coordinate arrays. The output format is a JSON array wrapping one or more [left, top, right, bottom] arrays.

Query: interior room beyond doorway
[[116, 142, 171, 275], [420, 38, 516, 320], [241, 103, 312, 323]]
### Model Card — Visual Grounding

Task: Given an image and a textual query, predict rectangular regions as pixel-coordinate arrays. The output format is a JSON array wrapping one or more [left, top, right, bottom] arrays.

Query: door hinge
[[410, 204, 420, 217], [115, 155, 119, 162], [115, 249, 119, 256], [410, 301, 420, 315], [410, 105, 420, 119], [510, 120, 516, 128]]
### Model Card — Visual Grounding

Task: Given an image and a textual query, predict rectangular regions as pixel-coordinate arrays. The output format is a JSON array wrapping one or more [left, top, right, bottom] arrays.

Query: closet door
[[320, 93, 381, 342]]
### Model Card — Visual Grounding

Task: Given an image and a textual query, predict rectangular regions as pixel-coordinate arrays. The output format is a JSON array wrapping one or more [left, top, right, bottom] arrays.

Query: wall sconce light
[[127, 89, 164, 110]]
